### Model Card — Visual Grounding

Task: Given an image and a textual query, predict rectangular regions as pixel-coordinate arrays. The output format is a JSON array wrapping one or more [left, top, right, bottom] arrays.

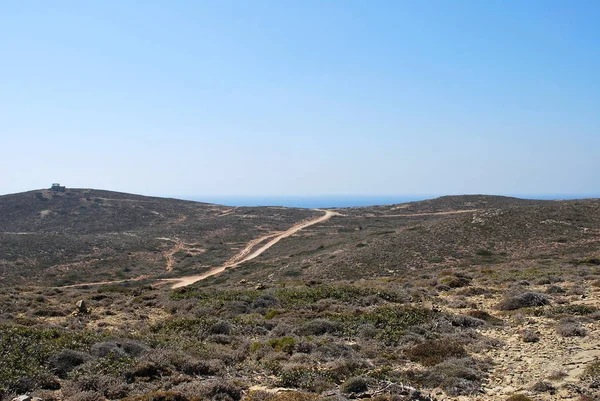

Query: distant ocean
[[179, 194, 599, 208]]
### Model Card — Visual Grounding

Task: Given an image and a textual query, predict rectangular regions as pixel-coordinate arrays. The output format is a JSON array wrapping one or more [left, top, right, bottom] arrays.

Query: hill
[[2, 190, 600, 401], [0, 188, 319, 286]]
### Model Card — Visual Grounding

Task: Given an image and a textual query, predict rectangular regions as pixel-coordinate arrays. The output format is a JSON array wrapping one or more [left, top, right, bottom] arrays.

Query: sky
[[1, 1, 599, 199]]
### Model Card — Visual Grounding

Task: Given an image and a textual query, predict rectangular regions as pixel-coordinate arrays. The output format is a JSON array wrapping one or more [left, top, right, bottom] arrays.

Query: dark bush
[[205, 379, 242, 401], [546, 285, 565, 294], [497, 292, 549, 311], [298, 319, 341, 336], [340, 376, 368, 394], [405, 339, 467, 366], [439, 275, 472, 288], [209, 321, 232, 335], [180, 359, 223, 376], [65, 374, 128, 399], [90, 342, 128, 358], [506, 395, 534, 401], [49, 349, 93, 378], [531, 381, 555, 393], [557, 319, 587, 337], [521, 330, 540, 343], [125, 362, 171, 382], [450, 315, 485, 328], [121, 340, 149, 357], [253, 295, 279, 309], [121, 391, 188, 401], [412, 357, 484, 396]]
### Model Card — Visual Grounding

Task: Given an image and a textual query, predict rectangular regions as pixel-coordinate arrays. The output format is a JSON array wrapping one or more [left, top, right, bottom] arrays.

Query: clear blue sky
[[2, 1, 599, 198]]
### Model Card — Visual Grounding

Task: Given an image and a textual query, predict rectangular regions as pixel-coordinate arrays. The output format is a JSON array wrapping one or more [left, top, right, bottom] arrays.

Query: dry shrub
[[340, 376, 368, 394], [48, 349, 93, 378], [547, 369, 568, 380], [531, 381, 555, 393], [63, 374, 128, 399], [404, 339, 467, 366], [64, 391, 105, 401], [410, 357, 484, 396], [497, 292, 549, 311], [121, 391, 189, 401], [244, 391, 319, 401], [520, 330, 540, 343], [546, 285, 565, 294], [557, 319, 587, 337], [506, 395, 534, 401]]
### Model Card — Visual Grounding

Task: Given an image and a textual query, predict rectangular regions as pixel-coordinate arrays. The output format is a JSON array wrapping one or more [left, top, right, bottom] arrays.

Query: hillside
[[1, 190, 600, 401], [0, 188, 319, 286]]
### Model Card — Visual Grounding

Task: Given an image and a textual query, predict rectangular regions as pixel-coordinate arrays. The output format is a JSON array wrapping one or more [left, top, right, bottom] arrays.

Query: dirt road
[[163, 209, 338, 288]]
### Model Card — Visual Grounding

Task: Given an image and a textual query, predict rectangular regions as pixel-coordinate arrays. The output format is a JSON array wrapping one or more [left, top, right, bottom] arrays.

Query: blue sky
[[1, 1, 599, 198]]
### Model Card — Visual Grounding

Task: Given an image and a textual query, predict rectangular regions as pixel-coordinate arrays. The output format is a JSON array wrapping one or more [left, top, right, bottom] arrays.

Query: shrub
[[63, 374, 128, 399], [450, 314, 485, 328], [439, 275, 471, 288], [121, 340, 149, 357], [179, 359, 223, 376], [582, 361, 600, 380], [208, 320, 232, 335], [298, 319, 341, 336], [497, 292, 549, 311], [340, 376, 368, 394], [557, 319, 587, 337], [531, 381, 555, 393], [506, 395, 534, 401], [90, 342, 128, 358], [121, 391, 188, 401], [405, 339, 467, 366], [547, 369, 568, 380], [125, 362, 171, 383], [48, 349, 93, 378], [204, 379, 243, 401], [520, 330, 540, 343], [411, 357, 484, 396], [546, 285, 565, 294], [278, 366, 320, 391], [267, 336, 297, 353]]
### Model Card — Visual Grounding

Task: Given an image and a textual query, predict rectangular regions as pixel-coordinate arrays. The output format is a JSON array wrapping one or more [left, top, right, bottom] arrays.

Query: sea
[[178, 194, 599, 208]]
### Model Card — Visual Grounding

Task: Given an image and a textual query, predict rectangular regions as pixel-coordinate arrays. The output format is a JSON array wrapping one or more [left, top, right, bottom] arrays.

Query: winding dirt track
[[162, 209, 338, 288]]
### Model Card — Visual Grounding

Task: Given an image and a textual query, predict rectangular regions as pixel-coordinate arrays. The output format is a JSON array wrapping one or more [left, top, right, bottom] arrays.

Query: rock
[[72, 299, 88, 315], [255, 283, 266, 290], [12, 396, 42, 401]]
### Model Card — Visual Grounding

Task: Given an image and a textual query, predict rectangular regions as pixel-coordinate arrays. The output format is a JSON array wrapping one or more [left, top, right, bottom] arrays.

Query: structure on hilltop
[[50, 183, 66, 192]]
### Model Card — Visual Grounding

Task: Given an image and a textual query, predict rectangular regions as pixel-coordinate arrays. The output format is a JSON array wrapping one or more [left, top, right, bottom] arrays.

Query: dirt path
[[164, 241, 184, 272], [163, 210, 338, 288]]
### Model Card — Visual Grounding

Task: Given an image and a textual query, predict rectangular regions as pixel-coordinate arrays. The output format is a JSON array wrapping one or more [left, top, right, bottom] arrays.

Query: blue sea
[[179, 194, 599, 208]]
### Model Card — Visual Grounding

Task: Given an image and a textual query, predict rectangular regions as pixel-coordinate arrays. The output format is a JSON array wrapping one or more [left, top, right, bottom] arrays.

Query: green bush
[[267, 336, 297, 353]]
